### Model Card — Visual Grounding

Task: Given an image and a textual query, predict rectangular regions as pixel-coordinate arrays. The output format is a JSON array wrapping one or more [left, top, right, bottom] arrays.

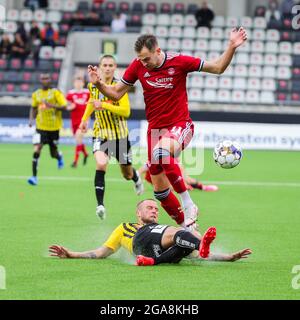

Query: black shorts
[[92, 136, 132, 165], [33, 129, 59, 145], [132, 223, 170, 258]]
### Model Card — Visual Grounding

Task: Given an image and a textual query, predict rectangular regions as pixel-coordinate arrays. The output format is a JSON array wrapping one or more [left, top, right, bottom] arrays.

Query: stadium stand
[[1, 6, 66, 96], [0, 0, 299, 108], [140, 2, 300, 105]]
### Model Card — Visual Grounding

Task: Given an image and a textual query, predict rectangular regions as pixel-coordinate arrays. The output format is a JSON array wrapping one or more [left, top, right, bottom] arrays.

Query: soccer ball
[[213, 140, 242, 169]]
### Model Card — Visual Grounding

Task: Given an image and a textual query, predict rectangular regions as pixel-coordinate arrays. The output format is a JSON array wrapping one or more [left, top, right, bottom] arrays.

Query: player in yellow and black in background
[[27, 73, 67, 186], [80, 55, 144, 220]]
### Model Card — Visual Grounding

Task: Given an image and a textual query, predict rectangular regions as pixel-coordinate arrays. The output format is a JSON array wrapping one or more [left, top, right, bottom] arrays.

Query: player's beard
[[42, 84, 50, 90], [145, 64, 155, 70], [145, 215, 158, 224]]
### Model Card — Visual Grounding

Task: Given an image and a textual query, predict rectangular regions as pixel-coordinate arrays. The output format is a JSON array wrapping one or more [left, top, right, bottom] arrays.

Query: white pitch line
[[0, 175, 300, 188], [0, 175, 91, 182], [201, 180, 300, 188]]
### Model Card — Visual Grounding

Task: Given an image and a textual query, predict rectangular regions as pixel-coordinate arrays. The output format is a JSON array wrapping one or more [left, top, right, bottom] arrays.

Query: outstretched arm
[[87, 65, 130, 101], [202, 27, 248, 75], [93, 94, 131, 118], [49, 245, 114, 259], [207, 248, 252, 262]]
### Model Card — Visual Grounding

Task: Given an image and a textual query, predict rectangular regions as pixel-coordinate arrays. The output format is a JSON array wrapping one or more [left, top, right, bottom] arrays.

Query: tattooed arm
[[207, 248, 252, 262], [187, 248, 252, 262], [49, 245, 114, 259]]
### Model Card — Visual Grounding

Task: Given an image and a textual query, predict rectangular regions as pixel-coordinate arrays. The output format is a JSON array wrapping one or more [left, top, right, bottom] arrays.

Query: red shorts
[[144, 170, 152, 184], [147, 120, 194, 175], [71, 122, 81, 135]]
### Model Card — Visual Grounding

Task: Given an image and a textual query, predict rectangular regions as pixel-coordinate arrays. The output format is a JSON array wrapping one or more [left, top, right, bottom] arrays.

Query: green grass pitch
[[0, 143, 300, 300]]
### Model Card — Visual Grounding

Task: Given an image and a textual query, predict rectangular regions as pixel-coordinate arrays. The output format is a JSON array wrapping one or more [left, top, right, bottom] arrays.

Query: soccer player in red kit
[[66, 77, 90, 167], [87, 29, 247, 230]]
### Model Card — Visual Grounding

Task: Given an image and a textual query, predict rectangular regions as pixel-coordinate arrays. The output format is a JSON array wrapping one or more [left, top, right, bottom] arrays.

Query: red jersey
[[121, 52, 203, 129], [66, 89, 90, 124]]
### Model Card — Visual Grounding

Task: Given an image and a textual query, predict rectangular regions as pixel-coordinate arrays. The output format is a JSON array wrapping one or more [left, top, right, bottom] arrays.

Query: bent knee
[[122, 172, 132, 180], [96, 163, 106, 171], [121, 166, 133, 180], [34, 145, 42, 153]]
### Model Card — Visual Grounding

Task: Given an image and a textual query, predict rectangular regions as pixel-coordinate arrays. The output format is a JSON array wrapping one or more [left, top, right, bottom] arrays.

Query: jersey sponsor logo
[[150, 225, 168, 233], [146, 79, 174, 89], [156, 77, 173, 83], [74, 97, 88, 104], [168, 67, 175, 75], [36, 88, 55, 102], [152, 244, 162, 257], [144, 72, 151, 78]]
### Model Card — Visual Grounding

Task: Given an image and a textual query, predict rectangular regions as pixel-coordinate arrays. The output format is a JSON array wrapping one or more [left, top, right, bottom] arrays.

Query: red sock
[[159, 190, 184, 225], [161, 157, 187, 194], [80, 144, 88, 157], [74, 145, 81, 163]]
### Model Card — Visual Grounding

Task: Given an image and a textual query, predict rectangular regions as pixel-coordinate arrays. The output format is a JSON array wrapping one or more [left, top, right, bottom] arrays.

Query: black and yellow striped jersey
[[87, 80, 130, 140], [103, 222, 141, 254], [32, 88, 67, 131]]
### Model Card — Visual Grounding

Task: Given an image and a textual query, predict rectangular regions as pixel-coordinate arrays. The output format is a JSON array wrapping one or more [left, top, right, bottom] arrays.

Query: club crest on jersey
[[168, 68, 175, 75], [144, 72, 151, 78]]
